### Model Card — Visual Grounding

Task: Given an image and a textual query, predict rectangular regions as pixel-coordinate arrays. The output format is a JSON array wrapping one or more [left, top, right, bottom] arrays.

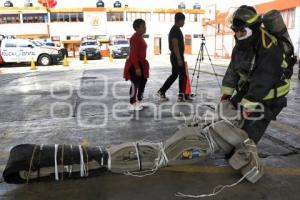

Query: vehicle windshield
[[114, 40, 128, 45], [81, 41, 98, 46], [45, 42, 55, 47], [32, 41, 43, 46]]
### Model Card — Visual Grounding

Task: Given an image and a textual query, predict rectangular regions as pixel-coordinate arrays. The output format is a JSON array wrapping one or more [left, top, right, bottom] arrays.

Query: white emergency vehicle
[[0, 35, 63, 66], [109, 39, 130, 58]]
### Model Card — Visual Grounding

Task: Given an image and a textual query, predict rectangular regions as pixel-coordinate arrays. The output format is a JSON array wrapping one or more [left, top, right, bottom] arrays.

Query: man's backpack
[[262, 10, 297, 79]]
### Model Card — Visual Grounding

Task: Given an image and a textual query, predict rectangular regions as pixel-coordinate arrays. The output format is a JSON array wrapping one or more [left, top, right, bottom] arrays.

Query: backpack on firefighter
[[262, 9, 297, 79]]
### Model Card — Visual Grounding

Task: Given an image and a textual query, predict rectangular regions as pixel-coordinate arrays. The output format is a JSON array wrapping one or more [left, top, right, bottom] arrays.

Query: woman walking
[[123, 19, 149, 111]]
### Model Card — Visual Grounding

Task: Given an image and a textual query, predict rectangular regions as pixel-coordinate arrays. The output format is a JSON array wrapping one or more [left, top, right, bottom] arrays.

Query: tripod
[[190, 35, 221, 97]]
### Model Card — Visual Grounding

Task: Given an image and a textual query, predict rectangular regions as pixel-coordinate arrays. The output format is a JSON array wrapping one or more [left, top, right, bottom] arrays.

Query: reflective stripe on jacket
[[222, 28, 290, 111]]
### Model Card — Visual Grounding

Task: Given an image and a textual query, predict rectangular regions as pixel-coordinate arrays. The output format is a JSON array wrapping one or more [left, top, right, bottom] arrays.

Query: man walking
[[157, 12, 192, 102]]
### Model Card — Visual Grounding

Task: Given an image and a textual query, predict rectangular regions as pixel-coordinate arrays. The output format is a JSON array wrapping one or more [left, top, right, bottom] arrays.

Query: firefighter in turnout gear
[[221, 5, 291, 144]]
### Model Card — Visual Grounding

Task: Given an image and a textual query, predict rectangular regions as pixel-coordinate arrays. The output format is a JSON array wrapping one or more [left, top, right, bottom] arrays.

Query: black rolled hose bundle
[[3, 144, 109, 184], [2, 103, 264, 185]]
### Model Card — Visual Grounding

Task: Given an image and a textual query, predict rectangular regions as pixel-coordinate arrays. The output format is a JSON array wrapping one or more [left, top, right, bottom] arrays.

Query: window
[[5, 41, 17, 48], [126, 12, 151, 22], [159, 13, 165, 22], [165, 13, 171, 22], [64, 13, 70, 22], [280, 8, 295, 29], [50, 12, 84, 22], [194, 14, 201, 22], [70, 13, 78, 22], [188, 14, 201, 22], [193, 34, 202, 38], [78, 13, 84, 22], [32, 41, 43, 46], [114, 40, 128, 45], [23, 13, 48, 23], [127, 12, 136, 21], [18, 40, 32, 48], [81, 41, 98, 46], [107, 12, 124, 21], [153, 13, 159, 22], [0, 14, 20, 24], [170, 13, 175, 22], [45, 42, 55, 47], [50, 13, 57, 22]]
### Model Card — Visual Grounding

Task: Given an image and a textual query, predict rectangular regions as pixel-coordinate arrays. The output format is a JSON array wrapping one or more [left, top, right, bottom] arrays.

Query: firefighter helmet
[[231, 6, 261, 31]]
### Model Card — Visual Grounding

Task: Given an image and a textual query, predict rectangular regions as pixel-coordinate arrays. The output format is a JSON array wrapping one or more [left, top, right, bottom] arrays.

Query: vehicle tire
[[38, 54, 52, 66], [62, 49, 68, 58], [112, 53, 115, 59]]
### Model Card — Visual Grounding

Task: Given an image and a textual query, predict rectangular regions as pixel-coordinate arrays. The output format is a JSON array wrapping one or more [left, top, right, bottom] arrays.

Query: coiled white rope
[[107, 149, 112, 171], [175, 167, 257, 198], [98, 146, 104, 166], [158, 142, 169, 167], [78, 145, 87, 177], [201, 127, 215, 155], [124, 142, 168, 178], [124, 167, 159, 178], [133, 142, 141, 171], [176, 137, 261, 198], [54, 144, 59, 181], [69, 144, 73, 177]]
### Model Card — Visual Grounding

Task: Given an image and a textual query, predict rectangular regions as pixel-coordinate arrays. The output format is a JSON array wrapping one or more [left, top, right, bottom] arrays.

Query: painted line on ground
[[162, 164, 300, 176]]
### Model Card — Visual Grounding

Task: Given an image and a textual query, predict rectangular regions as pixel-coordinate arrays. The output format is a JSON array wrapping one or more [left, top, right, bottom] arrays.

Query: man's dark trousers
[[231, 92, 286, 144], [160, 53, 186, 97]]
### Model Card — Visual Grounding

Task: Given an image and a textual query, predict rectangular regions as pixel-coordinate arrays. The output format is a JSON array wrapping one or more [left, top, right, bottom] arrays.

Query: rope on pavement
[[175, 167, 257, 198]]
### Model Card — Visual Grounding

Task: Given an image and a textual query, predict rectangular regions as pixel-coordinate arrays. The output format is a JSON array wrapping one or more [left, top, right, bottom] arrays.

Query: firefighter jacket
[[221, 28, 290, 112]]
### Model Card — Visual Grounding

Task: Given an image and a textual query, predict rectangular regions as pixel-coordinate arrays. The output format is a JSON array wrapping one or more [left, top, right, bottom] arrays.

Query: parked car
[[32, 41, 64, 60], [109, 39, 129, 58], [79, 40, 101, 60], [43, 41, 68, 58], [0, 36, 63, 66]]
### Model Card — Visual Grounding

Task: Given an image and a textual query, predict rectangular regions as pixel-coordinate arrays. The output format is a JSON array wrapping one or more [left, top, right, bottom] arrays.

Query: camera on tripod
[[190, 33, 220, 97], [199, 34, 206, 40]]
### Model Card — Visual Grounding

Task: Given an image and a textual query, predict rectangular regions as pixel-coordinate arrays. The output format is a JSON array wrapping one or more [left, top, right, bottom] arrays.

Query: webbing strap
[[246, 15, 260, 24], [263, 79, 290, 100], [261, 28, 277, 49]]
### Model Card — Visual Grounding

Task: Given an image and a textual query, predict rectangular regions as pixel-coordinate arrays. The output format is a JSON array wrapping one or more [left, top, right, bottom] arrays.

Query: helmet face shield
[[235, 27, 253, 40], [231, 18, 247, 32], [231, 6, 260, 31]]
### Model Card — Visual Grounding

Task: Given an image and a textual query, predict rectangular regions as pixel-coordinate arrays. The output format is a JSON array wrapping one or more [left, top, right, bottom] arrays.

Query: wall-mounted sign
[[51, 36, 60, 41], [90, 16, 100, 27]]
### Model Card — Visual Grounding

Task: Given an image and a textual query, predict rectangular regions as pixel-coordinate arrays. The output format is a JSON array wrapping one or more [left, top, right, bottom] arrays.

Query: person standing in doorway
[[123, 19, 149, 111], [157, 12, 192, 102]]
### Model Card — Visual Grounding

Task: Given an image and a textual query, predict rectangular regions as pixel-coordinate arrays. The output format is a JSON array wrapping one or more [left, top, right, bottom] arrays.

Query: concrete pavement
[[0, 55, 299, 200]]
